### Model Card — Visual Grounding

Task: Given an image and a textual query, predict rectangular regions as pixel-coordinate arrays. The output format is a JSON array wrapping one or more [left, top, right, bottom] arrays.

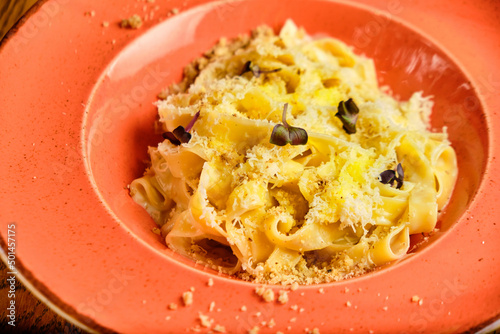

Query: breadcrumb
[[182, 291, 193, 306], [262, 289, 275, 302], [346, 301, 352, 307], [157, 89, 169, 100], [268, 318, 276, 328], [318, 288, 325, 294], [255, 287, 275, 302], [214, 324, 226, 332], [308, 329, 320, 334], [290, 282, 299, 291], [121, 14, 143, 29], [209, 301, 216, 312], [411, 295, 420, 303], [248, 326, 260, 334], [208, 278, 214, 287], [290, 304, 298, 311], [278, 290, 289, 304], [171, 7, 179, 15], [168, 303, 177, 310], [240, 305, 247, 312], [102, 21, 110, 28], [198, 312, 213, 328]]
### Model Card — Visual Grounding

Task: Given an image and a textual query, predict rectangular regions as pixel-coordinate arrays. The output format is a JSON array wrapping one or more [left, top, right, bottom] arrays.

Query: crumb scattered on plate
[[121, 14, 143, 29], [182, 291, 193, 306]]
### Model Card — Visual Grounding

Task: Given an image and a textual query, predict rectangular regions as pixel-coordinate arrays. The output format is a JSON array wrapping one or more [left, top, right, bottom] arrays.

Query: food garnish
[[162, 111, 200, 145], [335, 98, 359, 134], [241, 61, 281, 78], [270, 103, 308, 146], [379, 163, 404, 189]]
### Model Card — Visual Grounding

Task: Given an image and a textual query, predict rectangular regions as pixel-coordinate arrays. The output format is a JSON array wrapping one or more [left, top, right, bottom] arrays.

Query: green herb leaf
[[379, 163, 404, 189], [335, 98, 360, 134], [270, 104, 308, 146], [241, 61, 281, 78], [162, 111, 200, 145]]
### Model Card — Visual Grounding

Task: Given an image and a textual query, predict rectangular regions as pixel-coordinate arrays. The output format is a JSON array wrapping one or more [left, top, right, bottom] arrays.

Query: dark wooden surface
[[0, 261, 83, 333], [0, 0, 37, 40]]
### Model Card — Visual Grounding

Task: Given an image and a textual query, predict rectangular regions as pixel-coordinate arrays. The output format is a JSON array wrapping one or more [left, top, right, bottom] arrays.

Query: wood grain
[[0, 261, 82, 333], [0, 0, 38, 40]]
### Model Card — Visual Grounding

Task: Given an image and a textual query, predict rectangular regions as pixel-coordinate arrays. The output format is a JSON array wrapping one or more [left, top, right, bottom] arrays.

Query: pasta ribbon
[[369, 225, 410, 265]]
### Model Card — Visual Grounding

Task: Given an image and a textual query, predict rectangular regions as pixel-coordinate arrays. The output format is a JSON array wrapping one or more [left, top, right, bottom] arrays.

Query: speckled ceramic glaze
[[1, 0, 499, 333]]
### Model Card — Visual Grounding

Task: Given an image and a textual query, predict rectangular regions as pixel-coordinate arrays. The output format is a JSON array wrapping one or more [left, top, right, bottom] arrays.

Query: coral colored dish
[[0, 0, 499, 333]]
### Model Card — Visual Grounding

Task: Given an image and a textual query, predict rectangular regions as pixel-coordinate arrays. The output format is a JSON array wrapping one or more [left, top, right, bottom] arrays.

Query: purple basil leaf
[[185, 111, 200, 132], [288, 126, 308, 145], [396, 163, 404, 179], [270, 104, 308, 146], [162, 131, 181, 146], [270, 124, 290, 146], [379, 170, 396, 185], [335, 98, 360, 134], [240, 61, 253, 76], [172, 126, 192, 143]]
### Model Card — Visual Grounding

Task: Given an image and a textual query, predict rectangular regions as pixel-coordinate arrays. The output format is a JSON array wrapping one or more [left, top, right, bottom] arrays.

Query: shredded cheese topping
[[130, 20, 458, 284]]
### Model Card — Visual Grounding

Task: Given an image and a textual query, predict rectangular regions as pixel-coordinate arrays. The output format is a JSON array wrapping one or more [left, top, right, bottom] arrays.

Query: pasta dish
[[130, 20, 458, 284]]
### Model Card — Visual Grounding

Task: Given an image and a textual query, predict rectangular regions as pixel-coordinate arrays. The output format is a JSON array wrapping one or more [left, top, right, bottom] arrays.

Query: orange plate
[[1, 0, 499, 333]]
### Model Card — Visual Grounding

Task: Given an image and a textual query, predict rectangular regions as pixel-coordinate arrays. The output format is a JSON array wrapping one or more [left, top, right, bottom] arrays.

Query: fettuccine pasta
[[130, 20, 458, 284]]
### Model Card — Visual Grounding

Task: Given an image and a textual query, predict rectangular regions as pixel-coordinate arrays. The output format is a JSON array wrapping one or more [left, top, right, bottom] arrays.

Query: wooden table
[[0, 261, 82, 333]]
